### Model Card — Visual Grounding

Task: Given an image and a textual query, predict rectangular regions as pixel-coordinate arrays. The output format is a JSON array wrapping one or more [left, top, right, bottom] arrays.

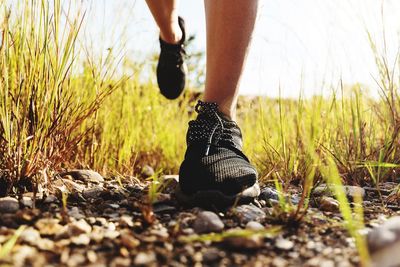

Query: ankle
[[160, 22, 182, 44]]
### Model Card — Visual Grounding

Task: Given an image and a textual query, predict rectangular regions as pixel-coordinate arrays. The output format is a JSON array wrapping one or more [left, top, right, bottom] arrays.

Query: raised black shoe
[[157, 16, 187, 100], [176, 101, 260, 208]]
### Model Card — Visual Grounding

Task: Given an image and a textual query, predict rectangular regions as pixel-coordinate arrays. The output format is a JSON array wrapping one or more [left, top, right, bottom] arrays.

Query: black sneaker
[[176, 101, 260, 208], [156, 16, 187, 100]]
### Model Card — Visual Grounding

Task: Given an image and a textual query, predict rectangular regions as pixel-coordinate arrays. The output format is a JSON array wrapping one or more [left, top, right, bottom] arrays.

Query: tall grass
[[0, 0, 121, 195]]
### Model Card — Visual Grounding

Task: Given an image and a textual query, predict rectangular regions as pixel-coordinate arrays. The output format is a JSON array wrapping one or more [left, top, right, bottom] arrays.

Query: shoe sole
[[174, 183, 261, 209]]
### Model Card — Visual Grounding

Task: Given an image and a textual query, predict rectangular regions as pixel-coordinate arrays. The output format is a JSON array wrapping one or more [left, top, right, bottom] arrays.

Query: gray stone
[[319, 196, 340, 212], [141, 165, 155, 178], [234, 204, 266, 223], [20, 227, 41, 245], [368, 216, 400, 267], [368, 216, 400, 252], [313, 184, 365, 200], [259, 187, 300, 205], [0, 197, 19, 213], [68, 219, 92, 236], [223, 229, 264, 249], [44, 195, 58, 204], [246, 221, 264, 231], [60, 169, 104, 183], [275, 238, 294, 250], [193, 211, 224, 234], [134, 252, 156, 266], [345, 185, 366, 199], [20, 197, 33, 208], [153, 203, 176, 213], [82, 186, 104, 199], [68, 207, 85, 220]]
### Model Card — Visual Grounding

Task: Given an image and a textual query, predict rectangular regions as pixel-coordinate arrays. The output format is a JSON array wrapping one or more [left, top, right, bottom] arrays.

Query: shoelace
[[161, 44, 186, 66], [188, 101, 235, 156]]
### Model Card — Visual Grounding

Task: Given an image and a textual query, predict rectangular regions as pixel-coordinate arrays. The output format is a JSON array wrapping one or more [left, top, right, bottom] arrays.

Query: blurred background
[[83, 0, 400, 98]]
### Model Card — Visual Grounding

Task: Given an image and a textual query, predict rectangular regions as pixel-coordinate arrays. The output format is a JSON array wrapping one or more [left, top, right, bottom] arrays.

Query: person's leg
[[145, 0, 182, 44], [204, 0, 259, 119], [145, 0, 187, 99], [178, 0, 260, 208]]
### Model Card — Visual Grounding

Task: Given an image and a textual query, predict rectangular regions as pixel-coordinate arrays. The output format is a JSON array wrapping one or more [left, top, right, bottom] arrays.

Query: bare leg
[[145, 0, 182, 44], [203, 0, 259, 119]]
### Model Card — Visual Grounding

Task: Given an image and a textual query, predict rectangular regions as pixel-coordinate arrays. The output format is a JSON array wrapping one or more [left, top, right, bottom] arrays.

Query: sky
[[76, 1, 400, 97]]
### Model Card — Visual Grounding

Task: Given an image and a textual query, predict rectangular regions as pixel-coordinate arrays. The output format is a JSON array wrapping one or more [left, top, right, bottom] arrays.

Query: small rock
[[224, 233, 264, 249], [246, 221, 264, 231], [313, 184, 365, 201], [259, 187, 299, 205], [60, 169, 104, 183], [68, 207, 85, 220], [153, 203, 176, 213], [121, 234, 140, 249], [119, 216, 134, 228], [68, 219, 92, 236], [368, 216, 400, 267], [160, 175, 179, 193], [21, 227, 41, 245], [0, 197, 19, 213], [36, 238, 55, 251], [193, 211, 224, 234], [134, 252, 156, 266], [87, 250, 97, 263], [71, 234, 91, 246], [20, 197, 33, 208], [272, 257, 288, 267], [319, 196, 340, 212], [35, 218, 64, 236], [345, 185, 365, 200], [275, 238, 294, 251], [44, 195, 58, 204], [259, 187, 280, 201], [141, 165, 155, 178], [82, 187, 104, 199], [110, 257, 131, 267], [234, 204, 266, 223], [202, 248, 222, 263]]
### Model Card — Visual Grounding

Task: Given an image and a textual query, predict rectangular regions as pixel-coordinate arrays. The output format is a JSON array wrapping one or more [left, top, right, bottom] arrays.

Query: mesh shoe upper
[[179, 101, 258, 196], [156, 17, 187, 100]]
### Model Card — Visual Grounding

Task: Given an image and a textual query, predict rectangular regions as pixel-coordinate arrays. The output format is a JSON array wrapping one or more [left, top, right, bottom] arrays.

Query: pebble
[[202, 248, 222, 263], [68, 207, 86, 220], [275, 238, 294, 251], [110, 257, 131, 267], [313, 184, 365, 200], [20, 196, 33, 208], [153, 203, 176, 213], [259, 187, 280, 201], [134, 252, 156, 266], [43, 195, 58, 204], [68, 219, 92, 236], [71, 234, 91, 246], [60, 169, 104, 183], [35, 218, 64, 236], [193, 211, 224, 234], [21, 227, 41, 245], [121, 234, 140, 249], [0, 197, 19, 213], [234, 204, 266, 223], [119, 215, 134, 228], [224, 234, 264, 249], [246, 221, 264, 231], [82, 186, 104, 199], [319, 196, 340, 212], [367, 216, 400, 267], [141, 165, 155, 178]]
